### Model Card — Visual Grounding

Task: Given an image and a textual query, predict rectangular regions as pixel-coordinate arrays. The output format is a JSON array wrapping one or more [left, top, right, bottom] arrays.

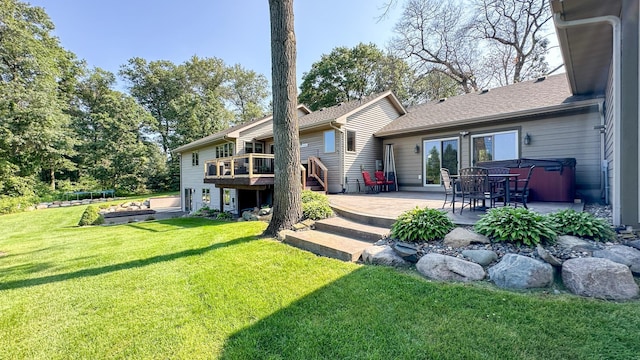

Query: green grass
[[1, 206, 639, 359]]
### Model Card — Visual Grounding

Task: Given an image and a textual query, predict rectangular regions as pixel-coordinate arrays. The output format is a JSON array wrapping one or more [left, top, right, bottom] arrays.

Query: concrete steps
[[284, 216, 390, 262]]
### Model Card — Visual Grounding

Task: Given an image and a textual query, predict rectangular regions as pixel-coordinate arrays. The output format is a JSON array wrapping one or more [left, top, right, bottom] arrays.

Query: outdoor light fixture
[[414, 144, 420, 153], [459, 131, 469, 137], [524, 133, 532, 145]]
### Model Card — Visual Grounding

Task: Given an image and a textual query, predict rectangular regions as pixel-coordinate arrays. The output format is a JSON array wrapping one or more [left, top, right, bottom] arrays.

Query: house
[[175, 0, 638, 228], [549, 0, 639, 228], [375, 74, 604, 203], [173, 91, 406, 214]]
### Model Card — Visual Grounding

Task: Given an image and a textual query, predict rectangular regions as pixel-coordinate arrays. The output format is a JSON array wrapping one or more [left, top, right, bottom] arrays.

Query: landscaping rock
[[416, 253, 485, 282], [292, 223, 308, 231], [562, 257, 639, 300], [627, 240, 640, 250], [362, 245, 409, 267], [36, 204, 49, 210], [593, 245, 640, 275], [461, 249, 497, 266], [301, 219, 315, 228], [488, 254, 553, 289], [392, 242, 419, 263], [443, 227, 489, 248], [556, 235, 592, 250], [242, 211, 258, 221], [259, 207, 272, 216], [537, 244, 563, 266]]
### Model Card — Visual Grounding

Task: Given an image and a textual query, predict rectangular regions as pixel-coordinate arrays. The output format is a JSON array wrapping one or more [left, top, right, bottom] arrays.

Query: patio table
[[450, 173, 520, 210]]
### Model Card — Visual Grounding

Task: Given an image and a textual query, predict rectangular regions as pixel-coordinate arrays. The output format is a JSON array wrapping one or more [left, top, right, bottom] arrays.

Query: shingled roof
[[375, 74, 600, 137], [297, 91, 406, 130]]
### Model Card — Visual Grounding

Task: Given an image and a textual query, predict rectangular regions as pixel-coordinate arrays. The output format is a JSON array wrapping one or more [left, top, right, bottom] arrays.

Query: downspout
[[598, 101, 609, 205], [553, 12, 621, 225], [330, 121, 345, 193]]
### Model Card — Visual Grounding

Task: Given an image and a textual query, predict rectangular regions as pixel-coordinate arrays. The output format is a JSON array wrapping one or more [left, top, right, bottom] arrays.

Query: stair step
[[284, 230, 373, 262], [306, 186, 324, 191], [314, 217, 389, 242]]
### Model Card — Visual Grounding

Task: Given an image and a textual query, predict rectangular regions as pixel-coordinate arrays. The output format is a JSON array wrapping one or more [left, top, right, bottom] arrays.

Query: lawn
[[1, 206, 639, 359]]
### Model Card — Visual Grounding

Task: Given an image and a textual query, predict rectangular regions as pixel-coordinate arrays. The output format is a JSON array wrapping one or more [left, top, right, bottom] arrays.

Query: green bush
[[301, 190, 329, 204], [302, 201, 334, 220], [78, 205, 105, 226], [0, 195, 35, 215], [546, 209, 615, 241], [301, 190, 333, 220], [216, 211, 233, 220], [474, 207, 556, 246], [390, 207, 454, 243]]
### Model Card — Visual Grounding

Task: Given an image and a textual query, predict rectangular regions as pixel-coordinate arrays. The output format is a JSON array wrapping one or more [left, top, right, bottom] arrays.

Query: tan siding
[[344, 98, 403, 190], [383, 110, 602, 201], [300, 130, 343, 193], [239, 119, 274, 148], [604, 63, 615, 204]]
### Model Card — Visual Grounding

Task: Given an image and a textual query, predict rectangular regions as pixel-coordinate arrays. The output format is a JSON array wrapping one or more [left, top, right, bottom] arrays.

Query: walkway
[[327, 191, 583, 226]]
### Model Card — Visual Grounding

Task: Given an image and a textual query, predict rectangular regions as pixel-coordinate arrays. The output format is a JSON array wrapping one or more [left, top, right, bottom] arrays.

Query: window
[[224, 189, 231, 205], [215, 143, 235, 158], [202, 188, 210, 205], [346, 130, 356, 152], [324, 130, 335, 153], [423, 138, 459, 186], [244, 141, 264, 154], [192, 152, 199, 166], [472, 130, 518, 165]]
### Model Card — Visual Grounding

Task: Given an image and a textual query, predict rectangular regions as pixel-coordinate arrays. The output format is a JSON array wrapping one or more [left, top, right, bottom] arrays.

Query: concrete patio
[[327, 191, 584, 226]]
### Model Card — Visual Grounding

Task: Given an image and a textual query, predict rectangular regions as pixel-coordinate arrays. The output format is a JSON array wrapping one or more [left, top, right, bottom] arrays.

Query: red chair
[[374, 171, 394, 192], [362, 172, 382, 193]]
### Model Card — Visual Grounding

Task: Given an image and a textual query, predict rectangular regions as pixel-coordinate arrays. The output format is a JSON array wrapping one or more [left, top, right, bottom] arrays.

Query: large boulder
[[461, 249, 498, 266], [362, 246, 410, 267], [562, 257, 639, 300], [443, 227, 490, 248], [556, 235, 597, 251], [488, 254, 554, 289], [536, 244, 563, 267], [593, 245, 640, 275], [416, 253, 485, 282], [627, 240, 640, 251]]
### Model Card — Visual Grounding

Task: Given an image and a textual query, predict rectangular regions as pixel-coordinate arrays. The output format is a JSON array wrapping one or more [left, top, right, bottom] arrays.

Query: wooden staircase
[[305, 176, 324, 192], [284, 215, 390, 262]]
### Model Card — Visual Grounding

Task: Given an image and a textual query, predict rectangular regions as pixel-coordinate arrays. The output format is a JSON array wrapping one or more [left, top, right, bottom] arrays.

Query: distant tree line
[[0, 0, 269, 206]]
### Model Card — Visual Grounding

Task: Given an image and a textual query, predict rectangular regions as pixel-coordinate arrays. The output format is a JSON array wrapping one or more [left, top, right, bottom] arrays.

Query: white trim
[[470, 130, 519, 165], [422, 136, 460, 187]]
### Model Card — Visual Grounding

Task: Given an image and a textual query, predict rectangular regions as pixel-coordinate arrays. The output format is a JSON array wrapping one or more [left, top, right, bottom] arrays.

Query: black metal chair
[[487, 167, 509, 206], [510, 165, 535, 208]]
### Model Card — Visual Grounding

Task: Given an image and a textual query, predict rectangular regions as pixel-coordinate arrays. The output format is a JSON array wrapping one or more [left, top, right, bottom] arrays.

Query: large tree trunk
[[264, 0, 302, 236]]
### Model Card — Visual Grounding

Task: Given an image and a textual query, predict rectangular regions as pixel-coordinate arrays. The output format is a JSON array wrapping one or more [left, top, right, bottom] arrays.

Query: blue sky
[[28, 0, 405, 88], [29, 0, 562, 91]]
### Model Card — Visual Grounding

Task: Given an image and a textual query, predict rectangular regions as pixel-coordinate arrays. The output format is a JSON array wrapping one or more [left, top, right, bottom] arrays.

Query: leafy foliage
[[78, 205, 104, 226], [301, 190, 333, 220], [0, 196, 35, 215], [546, 209, 615, 241], [474, 207, 556, 246], [216, 211, 233, 220], [391, 207, 454, 243]]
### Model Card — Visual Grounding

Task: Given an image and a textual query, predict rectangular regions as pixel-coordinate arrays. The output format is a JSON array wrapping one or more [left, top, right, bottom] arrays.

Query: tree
[[72, 68, 161, 192], [227, 64, 269, 124], [391, 0, 484, 94], [299, 43, 418, 110], [265, 0, 302, 236], [474, 0, 551, 84], [0, 0, 81, 195]]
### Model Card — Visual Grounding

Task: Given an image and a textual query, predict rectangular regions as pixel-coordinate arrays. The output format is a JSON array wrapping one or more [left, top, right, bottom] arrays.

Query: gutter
[[375, 99, 601, 138], [553, 11, 621, 225]]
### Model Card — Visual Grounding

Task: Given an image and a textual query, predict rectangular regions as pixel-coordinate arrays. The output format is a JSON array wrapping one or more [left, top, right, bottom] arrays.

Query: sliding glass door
[[423, 138, 459, 186]]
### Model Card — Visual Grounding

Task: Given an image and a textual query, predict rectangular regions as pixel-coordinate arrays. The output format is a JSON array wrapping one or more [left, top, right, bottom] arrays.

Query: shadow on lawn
[[0, 235, 256, 291], [219, 266, 639, 360]]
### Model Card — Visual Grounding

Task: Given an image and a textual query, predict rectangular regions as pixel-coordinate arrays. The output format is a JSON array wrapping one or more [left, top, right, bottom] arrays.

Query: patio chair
[[458, 167, 501, 214], [440, 168, 455, 209], [361, 171, 382, 193], [487, 167, 509, 206], [374, 171, 394, 192], [510, 165, 535, 209]]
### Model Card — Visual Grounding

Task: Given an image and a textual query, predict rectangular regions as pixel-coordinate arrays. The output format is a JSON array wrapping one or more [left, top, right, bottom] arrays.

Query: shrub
[[302, 201, 334, 220], [301, 190, 333, 220], [301, 190, 328, 204], [0, 195, 35, 215], [474, 207, 556, 246], [78, 205, 105, 226], [546, 209, 615, 241], [390, 207, 454, 243], [216, 211, 233, 220]]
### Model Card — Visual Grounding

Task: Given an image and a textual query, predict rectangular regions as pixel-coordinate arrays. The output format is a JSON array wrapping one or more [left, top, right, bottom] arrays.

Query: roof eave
[[375, 98, 602, 138]]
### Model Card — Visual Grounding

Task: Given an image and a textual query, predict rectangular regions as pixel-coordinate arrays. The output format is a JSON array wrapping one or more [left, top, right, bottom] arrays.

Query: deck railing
[[308, 156, 328, 193], [204, 154, 275, 179]]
